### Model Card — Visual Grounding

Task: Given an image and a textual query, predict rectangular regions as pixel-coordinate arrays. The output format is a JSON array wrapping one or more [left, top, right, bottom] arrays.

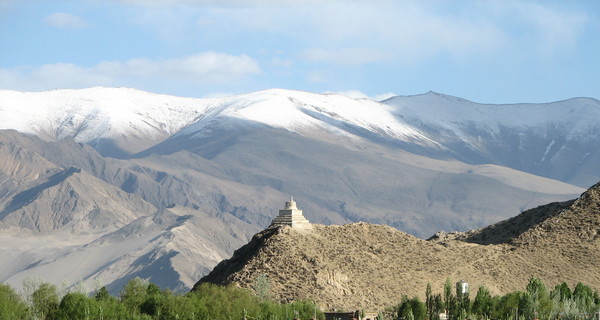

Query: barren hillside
[[195, 183, 600, 311]]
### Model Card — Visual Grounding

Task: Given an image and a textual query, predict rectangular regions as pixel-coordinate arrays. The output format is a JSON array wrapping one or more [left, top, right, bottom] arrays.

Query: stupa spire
[[269, 197, 311, 229]]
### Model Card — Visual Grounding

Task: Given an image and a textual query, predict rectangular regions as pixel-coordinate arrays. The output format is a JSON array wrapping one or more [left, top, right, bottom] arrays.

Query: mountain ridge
[[1, 87, 597, 186], [195, 182, 600, 311]]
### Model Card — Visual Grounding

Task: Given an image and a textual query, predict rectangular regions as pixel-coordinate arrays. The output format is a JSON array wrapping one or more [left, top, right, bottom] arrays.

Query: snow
[[0, 87, 217, 143], [179, 89, 433, 143], [1, 87, 598, 155], [540, 140, 556, 163], [0, 87, 437, 149], [383, 92, 600, 138]]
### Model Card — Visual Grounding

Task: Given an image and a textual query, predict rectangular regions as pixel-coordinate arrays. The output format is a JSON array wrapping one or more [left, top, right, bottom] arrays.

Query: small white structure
[[456, 280, 469, 295], [269, 197, 312, 229]]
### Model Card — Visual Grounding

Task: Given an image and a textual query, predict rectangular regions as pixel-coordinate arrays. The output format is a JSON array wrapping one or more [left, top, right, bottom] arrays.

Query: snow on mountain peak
[[0, 87, 434, 148], [0, 87, 215, 146], [2, 87, 597, 158], [384, 92, 600, 138], [168, 88, 434, 144]]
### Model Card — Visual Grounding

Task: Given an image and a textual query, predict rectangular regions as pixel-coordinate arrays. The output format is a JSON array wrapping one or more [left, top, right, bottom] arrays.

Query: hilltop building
[[270, 197, 312, 229]]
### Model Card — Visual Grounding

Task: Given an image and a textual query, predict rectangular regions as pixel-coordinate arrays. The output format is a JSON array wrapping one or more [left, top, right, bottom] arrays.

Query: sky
[[0, 0, 599, 103]]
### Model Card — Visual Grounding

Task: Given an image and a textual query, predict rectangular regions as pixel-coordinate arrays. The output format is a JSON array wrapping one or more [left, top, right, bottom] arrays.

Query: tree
[[472, 285, 492, 319], [55, 292, 97, 320], [120, 277, 149, 317], [426, 283, 434, 320], [433, 294, 443, 320], [573, 282, 596, 313], [398, 296, 427, 320], [140, 283, 165, 317], [32, 283, 60, 320], [254, 273, 271, 301], [492, 291, 525, 320], [94, 286, 112, 302], [0, 284, 29, 320], [444, 277, 453, 318], [20, 276, 42, 308], [551, 283, 572, 302], [524, 277, 552, 320]]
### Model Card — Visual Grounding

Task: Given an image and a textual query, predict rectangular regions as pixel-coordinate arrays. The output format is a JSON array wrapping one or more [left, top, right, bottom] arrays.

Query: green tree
[[492, 291, 517, 320], [93, 286, 112, 302], [433, 293, 443, 320], [55, 292, 97, 320], [472, 285, 492, 319], [444, 277, 453, 318], [0, 284, 29, 320], [32, 282, 60, 320], [524, 277, 552, 320], [120, 277, 148, 317], [448, 296, 459, 320], [426, 283, 434, 320], [551, 283, 572, 302], [573, 282, 597, 313], [398, 296, 427, 320], [140, 283, 165, 317]]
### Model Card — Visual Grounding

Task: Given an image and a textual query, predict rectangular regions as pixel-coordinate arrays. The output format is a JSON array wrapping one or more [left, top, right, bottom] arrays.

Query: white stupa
[[269, 197, 312, 229]]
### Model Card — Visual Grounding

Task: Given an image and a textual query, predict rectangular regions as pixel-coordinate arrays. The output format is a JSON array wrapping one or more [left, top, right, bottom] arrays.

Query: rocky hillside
[[195, 183, 600, 311]]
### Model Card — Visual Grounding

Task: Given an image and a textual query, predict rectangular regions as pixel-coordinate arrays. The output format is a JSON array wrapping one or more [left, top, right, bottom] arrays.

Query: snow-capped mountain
[[383, 92, 600, 186], [175, 89, 437, 145], [0, 88, 438, 156], [0, 87, 596, 294], [2, 87, 597, 186], [0, 88, 216, 157]]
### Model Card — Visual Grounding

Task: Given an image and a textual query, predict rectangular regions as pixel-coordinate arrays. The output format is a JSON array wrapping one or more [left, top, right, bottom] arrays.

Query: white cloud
[[116, 0, 319, 6], [270, 57, 293, 69], [511, 2, 588, 55], [0, 52, 261, 91], [301, 48, 388, 65], [44, 12, 88, 29], [305, 70, 327, 84], [101, 1, 589, 65]]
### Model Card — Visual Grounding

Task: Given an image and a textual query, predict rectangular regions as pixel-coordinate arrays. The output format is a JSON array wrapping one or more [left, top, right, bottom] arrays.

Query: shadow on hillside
[[457, 200, 575, 245], [0, 166, 81, 219]]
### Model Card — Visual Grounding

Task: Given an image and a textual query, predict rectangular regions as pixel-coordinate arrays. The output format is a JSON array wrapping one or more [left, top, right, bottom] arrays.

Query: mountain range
[[0, 87, 597, 293]]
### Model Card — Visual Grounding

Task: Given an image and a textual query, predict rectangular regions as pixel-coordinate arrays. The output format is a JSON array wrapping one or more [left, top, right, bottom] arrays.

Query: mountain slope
[[139, 123, 583, 237], [0, 131, 155, 232], [0, 131, 258, 294], [1, 206, 257, 295], [196, 183, 600, 311], [383, 92, 600, 187]]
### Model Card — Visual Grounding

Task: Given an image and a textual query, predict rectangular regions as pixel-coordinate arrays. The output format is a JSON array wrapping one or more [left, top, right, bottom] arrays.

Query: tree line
[[394, 277, 600, 320], [0, 276, 322, 320], [2, 275, 599, 320]]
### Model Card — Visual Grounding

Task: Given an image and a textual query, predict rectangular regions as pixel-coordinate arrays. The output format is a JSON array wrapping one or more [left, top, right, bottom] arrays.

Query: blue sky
[[1, 0, 598, 103]]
